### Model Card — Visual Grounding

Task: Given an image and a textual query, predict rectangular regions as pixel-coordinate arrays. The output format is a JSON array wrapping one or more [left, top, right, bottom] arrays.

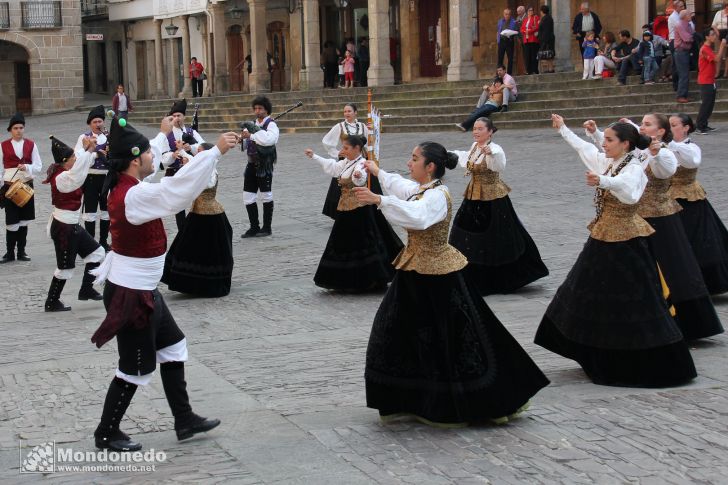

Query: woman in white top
[[304, 135, 402, 292], [667, 113, 728, 295], [320, 103, 370, 219], [449, 117, 548, 295], [586, 114, 722, 341], [712, 4, 728, 78], [535, 115, 695, 387], [354, 141, 548, 426]]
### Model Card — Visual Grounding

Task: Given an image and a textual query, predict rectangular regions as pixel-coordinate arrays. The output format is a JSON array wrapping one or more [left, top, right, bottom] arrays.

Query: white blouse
[[451, 141, 506, 172], [2, 139, 42, 182], [668, 139, 701, 169], [586, 127, 677, 179], [321, 120, 369, 159], [311, 154, 367, 186], [560, 125, 647, 204], [377, 169, 448, 230]]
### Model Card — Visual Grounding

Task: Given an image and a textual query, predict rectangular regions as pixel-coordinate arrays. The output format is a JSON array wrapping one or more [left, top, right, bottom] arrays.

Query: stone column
[[178, 15, 193, 97], [367, 0, 394, 86], [552, 0, 573, 72], [635, 2, 649, 36], [154, 19, 166, 98], [299, 0, 323, 90], [446, 0, 477, 81], [211, 3, 229, 94], [247, 0, 270, 93]]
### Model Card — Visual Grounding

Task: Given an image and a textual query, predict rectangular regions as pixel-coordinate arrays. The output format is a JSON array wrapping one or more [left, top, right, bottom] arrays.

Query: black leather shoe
[[176, 414, 221, 441], [255, 228, 272, 237], [45, 299, 71, 312], [16, 252, 30, 261], [500, 105, 508, 112], [78, 287, 103, 301], [0, 252, 14, 263], [241, 227, 260, 238], [95, 430, 142, 451]]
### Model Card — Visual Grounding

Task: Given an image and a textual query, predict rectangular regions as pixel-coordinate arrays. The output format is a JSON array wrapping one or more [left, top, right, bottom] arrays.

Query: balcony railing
[[81, 0, 108, 17], [0, 2, 9, 30], [21, 1, 62, 29]]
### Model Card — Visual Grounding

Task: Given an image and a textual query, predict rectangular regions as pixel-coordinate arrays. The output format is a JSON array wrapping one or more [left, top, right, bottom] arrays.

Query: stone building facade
[[0, 0, 83, 117]]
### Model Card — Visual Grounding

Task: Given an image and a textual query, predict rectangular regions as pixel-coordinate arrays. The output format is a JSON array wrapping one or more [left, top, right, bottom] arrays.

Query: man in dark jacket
[[573, 2, 603, 56]]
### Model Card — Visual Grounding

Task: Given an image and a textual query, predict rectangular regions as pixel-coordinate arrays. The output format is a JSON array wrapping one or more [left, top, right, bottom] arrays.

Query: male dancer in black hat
[[162, 99, 205, 231], [74, 105, 111, 250], [1, 113, 42, 263], [43, 135, 105, 311], [241, 96, 279, 237], [90, 115, 236, 451]]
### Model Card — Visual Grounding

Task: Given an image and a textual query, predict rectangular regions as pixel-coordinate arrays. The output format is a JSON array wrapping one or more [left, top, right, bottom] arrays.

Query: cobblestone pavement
[[1, 111, 727, 484]]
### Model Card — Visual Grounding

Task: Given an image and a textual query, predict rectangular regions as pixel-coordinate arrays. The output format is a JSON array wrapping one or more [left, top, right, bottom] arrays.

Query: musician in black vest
[[74, 105, 111, 250], [241, 96, 279, 238], [161, 99, 205, 231]]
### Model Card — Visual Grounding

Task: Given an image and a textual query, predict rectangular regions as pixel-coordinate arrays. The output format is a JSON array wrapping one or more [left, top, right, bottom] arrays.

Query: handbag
[[199, 71, 207, 81], [537, 49, 555, 60]]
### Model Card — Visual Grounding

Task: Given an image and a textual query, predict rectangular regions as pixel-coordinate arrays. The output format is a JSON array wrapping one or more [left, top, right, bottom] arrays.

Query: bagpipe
[[182, 103, 200, 146]]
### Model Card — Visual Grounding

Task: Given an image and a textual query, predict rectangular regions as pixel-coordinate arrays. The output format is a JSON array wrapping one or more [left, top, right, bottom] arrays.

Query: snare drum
[[4, 180, 34, 207]]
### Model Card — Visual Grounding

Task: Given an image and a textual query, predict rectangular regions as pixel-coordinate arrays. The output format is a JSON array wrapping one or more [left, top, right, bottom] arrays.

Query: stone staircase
[[95, 71, 728, 133]]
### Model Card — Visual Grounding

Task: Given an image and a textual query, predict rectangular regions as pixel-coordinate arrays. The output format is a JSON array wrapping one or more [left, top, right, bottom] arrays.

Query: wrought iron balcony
[[0, 2, 9, 30], [81, 0, 108, 17], [21, 1, 62, 29]]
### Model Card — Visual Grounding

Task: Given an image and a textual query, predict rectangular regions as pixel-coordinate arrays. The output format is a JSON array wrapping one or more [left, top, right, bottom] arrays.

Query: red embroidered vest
[[108, 173, 167, 258], [1, 139, 34, 169], [50, 167, 83, 211]]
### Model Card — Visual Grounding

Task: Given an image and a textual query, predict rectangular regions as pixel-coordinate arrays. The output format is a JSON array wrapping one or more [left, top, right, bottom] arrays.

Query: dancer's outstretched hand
[[304, 149, 314, 158], [551, 114, 565, 130], [586, 171, 600, 187], [353, 186, 381, 205], [583, 120, 597, 134], [160, 116, 174, 135], [363, 159, 379, 177], [216, 132, 239, 155]]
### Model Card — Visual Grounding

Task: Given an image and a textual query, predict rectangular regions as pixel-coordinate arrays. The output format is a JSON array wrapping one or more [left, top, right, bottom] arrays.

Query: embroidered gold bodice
[[668, 166, 706, 201], [337, 177, 363, 211], [191, 183, 224, 215], [463, 144, 510, 201], [392, 185, 468, 275], [637, 165, 682, 218], [589, 191, 655, 242]]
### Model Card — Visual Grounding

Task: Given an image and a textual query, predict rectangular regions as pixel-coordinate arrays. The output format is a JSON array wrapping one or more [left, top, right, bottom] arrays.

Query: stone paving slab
[[0, 111, 727, 483]]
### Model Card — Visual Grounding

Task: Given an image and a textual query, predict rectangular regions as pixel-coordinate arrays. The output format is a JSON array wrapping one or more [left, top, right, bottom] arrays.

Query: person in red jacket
[[696, 30, 728, 134], [111, 84, 133, 120], [189, 57, 205, 98], [521, 6, 540, 74]]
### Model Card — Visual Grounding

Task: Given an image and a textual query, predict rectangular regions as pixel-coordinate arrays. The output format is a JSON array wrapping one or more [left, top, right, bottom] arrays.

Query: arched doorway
[[0, 41, 31, 116], [227, 25, 245, 92], [268, 21, 286, 91]]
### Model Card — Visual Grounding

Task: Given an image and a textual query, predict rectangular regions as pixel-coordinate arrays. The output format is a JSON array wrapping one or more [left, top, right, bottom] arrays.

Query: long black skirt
[[366, 269, 549, 423], [314, 205, 403, 292], [322, 175, 383, 220], [449, 196, 548, 295], [645, 213, 723, 340], [535, 236, 696, 388], [162, 212, 234, 297], [677, 198, 728, 295]]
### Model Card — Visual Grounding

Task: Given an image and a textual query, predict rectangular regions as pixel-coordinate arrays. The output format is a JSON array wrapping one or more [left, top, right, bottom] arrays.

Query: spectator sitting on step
[[495, 65, 518, 112], [593, 31, 618, 77], [613, 29, 641, 85], [456, 78, 505, 132]]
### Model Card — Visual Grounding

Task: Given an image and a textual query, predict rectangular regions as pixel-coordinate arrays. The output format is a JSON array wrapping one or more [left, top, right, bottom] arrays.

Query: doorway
[[268, 21, 286, 91], [227, 25, 245, 92], [418, 0, 442, 77]]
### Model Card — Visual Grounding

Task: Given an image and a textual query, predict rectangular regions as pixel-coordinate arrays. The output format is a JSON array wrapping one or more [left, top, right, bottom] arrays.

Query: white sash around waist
[[91, 251, 165, 290]]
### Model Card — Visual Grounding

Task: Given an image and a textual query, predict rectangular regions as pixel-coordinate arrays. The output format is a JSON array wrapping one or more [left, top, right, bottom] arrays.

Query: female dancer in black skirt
[[354, 141, 548, 426], [304, 135, 402, 292], [668, 113, 728, 295], [585, 114, 722, 341], [536, 115, 696, 387], [449, 117, 548, 295], [320, 103, 370, 219], [162, 143, 233, 297]]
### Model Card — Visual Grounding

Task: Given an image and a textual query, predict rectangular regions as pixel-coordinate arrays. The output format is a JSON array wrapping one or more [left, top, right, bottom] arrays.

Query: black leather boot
[[1, 230, 16, 263], [94, 377, 141, 451], [84, 220, 96, 239], [256, 201, 273, 237], [15, 226, 30, 261], [241, 204, 260, 238], [160, 362, 220, 441], [45, 277, 71, 312], [98, 220, 110, 251], [78, 263, 102, 301]]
